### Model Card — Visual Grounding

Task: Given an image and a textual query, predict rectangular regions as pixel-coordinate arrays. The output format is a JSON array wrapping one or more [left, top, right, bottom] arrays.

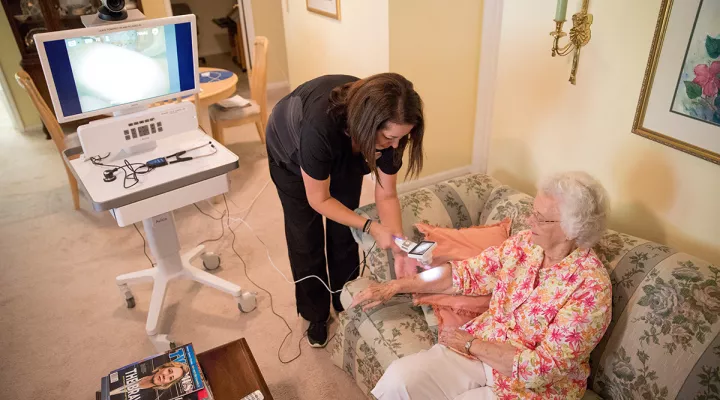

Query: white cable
[[229, 179, 271, 221], [226, 179, 365, 295]]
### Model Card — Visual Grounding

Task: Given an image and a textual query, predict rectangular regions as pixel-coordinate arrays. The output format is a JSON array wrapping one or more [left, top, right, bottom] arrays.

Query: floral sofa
[[329, 173, 720, 400]]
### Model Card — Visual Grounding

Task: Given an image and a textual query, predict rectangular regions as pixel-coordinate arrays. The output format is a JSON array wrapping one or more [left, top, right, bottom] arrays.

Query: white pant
[[372, 344, 497, 400]]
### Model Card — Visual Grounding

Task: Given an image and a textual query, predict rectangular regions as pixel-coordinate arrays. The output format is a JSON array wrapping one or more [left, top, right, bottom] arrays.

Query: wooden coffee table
[[198, 338, 273, 400], [96, 338, 272, 400]]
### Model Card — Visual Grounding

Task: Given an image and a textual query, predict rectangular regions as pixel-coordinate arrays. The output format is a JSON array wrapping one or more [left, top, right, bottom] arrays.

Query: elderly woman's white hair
[[539, 171, 609, 248]]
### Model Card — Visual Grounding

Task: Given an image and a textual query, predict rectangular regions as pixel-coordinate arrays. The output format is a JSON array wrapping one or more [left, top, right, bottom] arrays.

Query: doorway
[[169, 0, 250, 96], [0, 66, 21, 132]]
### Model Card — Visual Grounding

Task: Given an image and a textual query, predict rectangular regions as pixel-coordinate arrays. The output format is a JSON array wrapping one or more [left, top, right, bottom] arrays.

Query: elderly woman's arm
[[472, 270, 612, 387], [351, 241, 507, 311], [349, 264, 454, 310]]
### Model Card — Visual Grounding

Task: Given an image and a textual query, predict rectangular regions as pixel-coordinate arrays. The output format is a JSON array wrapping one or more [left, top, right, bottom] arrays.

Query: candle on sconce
[[555, 0, 568, 21]]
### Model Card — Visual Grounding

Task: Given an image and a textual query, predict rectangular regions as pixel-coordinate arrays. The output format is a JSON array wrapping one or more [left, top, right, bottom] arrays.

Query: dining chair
[[209, 36, 269, 145], [15, 69, 82, 210]]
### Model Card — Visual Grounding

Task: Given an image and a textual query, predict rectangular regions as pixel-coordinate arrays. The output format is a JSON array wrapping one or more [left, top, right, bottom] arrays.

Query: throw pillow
[[412, 218, 511, 332]]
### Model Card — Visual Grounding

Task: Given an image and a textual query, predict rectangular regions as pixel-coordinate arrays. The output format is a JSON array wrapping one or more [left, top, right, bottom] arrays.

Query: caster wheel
[[126, 297, 136, 308], [238, 292, 257, 313], [202, 252, 221, 270], [169, 341, 177, 349]]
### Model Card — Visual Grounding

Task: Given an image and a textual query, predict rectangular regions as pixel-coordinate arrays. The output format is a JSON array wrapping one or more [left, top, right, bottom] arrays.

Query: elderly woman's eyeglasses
[[530, 210, 559, 224]]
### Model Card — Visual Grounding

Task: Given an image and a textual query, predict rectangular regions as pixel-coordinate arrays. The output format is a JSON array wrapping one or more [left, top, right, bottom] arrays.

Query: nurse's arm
[[375, 170, 403, 237], [301, 169, 367, 230]]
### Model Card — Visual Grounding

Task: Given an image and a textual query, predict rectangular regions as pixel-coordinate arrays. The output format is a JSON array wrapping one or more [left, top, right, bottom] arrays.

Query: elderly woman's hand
[[349, 281, 399, 311], [439, 327, 476, 354]]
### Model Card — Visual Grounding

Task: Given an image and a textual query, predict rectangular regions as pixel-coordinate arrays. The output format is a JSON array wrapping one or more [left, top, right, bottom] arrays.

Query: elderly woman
[[350, 172, 612, 400]]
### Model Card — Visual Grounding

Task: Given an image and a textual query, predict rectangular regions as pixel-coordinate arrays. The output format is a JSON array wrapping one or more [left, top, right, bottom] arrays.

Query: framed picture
[[306, 0, 340, 20], [633, 0, 720, 165]]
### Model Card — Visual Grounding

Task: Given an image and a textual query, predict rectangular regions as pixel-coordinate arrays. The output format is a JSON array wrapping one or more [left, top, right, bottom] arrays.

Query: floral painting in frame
[[670, 0, 720, 126], [633, 0, 720, 165]]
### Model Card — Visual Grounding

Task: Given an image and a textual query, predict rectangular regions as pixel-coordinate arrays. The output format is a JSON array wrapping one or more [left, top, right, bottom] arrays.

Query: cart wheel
[[126, 297, 136, 309], [238, 292, 257, 313], [202, 252, 221, 270]]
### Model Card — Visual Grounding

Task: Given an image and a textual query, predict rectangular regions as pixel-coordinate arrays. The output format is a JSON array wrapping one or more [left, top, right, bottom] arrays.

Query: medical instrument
[[145, 142, 217, 168], [394, 236, 437, 265]]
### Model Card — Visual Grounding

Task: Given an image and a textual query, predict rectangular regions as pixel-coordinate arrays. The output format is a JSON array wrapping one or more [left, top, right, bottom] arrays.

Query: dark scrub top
[[266, 74, 402, 179]]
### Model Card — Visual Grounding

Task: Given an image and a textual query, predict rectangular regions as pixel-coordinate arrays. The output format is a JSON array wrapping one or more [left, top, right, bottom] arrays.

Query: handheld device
[[394, 236, 437, 265]]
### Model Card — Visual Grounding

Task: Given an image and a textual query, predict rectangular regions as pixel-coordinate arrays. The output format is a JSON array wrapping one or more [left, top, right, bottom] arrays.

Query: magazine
[[105, 344, 210, 400]]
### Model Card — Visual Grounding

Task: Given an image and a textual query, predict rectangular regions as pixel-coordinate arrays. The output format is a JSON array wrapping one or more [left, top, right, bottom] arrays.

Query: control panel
[[124, 117, 163, 141], [77, 102, 199, 157]]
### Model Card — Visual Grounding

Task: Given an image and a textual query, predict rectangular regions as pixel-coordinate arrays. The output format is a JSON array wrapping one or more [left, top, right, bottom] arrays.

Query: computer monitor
[[35, 15, 199, 123]]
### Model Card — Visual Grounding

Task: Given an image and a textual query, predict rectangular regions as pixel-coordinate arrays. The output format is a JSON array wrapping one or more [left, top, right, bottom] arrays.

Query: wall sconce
[[550, 0, 593, 85]]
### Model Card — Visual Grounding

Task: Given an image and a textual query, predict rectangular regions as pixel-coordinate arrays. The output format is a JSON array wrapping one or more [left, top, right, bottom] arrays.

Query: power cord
[[222, 194, 374, 363], [193, 203, 227, 246], [133, 223, 155, 268], [191, 187, 373, 363]]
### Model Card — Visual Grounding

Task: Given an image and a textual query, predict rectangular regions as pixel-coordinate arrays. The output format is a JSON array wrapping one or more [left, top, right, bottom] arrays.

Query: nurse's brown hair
[[328, 73, 424, 180]]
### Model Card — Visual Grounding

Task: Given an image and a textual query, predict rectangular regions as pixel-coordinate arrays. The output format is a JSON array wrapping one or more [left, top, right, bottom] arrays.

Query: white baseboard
[[397, 166, 473, 194], [24, 124, 44, 133]]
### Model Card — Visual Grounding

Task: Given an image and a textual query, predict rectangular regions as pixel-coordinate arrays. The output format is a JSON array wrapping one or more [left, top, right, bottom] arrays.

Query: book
[[105, 344, 212, 400]]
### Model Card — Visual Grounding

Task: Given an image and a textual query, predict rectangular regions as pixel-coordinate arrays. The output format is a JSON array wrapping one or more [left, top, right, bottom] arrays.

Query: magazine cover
[[107, 344, 207, 400]]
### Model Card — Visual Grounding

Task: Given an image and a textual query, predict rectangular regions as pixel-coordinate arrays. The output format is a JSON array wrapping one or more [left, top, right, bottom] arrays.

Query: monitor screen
[[39, 19, 196, 120]]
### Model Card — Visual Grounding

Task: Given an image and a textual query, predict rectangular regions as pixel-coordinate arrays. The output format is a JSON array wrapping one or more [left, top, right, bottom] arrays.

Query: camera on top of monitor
[[98, 0, 128, 22]]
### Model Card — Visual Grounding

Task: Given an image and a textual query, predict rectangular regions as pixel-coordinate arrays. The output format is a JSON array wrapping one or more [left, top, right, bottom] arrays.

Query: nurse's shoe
[[307, 321, 328, 348]]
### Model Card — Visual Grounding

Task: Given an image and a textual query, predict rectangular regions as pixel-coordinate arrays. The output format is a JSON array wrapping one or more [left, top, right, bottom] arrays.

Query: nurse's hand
[[369, 222, 396, 250]]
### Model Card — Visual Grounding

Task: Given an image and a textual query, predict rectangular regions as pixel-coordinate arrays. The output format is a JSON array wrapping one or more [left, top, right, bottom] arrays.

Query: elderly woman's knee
[[381, 356, 423, 387]]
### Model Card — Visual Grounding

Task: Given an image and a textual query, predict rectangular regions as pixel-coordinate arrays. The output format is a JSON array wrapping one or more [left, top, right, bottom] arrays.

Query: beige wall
[[251, 0, 289, 84], [0, 2, 42, 129], [281, 0, 389, 89], [141, 0, 169, 19], [389, 0, 483, 179], [488, 0, 720, 263]]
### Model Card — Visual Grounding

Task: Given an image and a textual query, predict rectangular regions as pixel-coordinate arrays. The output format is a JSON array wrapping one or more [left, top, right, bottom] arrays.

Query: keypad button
[[131, 128, 137, 138]]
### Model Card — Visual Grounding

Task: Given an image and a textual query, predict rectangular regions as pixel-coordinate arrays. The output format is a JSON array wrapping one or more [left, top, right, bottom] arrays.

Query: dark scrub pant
[[268, 154, 363, 323]]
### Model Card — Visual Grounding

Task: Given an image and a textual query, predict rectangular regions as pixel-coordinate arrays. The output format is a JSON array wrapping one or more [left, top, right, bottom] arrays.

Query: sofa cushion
[[414, 218, 511, 264]]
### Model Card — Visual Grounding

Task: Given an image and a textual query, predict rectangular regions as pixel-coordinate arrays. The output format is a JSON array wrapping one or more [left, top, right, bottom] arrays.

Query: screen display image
[[41, 22, 195, 119], [410, 241, 434, 255]]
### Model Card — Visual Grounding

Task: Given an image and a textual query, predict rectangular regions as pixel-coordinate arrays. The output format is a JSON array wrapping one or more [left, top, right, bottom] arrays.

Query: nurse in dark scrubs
[[266, 73, 425, 347]]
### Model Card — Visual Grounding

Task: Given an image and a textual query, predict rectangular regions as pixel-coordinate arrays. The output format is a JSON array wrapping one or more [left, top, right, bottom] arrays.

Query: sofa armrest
[[339, 278, 437, 370]]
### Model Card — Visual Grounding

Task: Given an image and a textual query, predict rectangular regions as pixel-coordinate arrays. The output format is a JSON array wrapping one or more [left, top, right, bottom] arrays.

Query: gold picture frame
[[632, 0, 720, 165], [306, 0, 341, 20]]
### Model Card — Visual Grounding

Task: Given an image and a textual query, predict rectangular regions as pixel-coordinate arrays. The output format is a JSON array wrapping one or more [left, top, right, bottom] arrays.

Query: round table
[[191, 67, 238, 136]]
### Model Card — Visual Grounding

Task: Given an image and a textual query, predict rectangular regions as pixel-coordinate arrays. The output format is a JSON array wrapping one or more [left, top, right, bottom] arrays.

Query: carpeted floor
[[0, 88, 372, 399]]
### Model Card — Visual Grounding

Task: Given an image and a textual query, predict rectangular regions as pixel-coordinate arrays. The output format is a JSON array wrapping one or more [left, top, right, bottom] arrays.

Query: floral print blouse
[[451, 230, 612, 400]]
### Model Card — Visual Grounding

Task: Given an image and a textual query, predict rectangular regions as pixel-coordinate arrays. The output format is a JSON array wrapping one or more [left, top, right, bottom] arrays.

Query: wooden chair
[[15, 69, 82, 210], [209, 36, 269, 145]]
